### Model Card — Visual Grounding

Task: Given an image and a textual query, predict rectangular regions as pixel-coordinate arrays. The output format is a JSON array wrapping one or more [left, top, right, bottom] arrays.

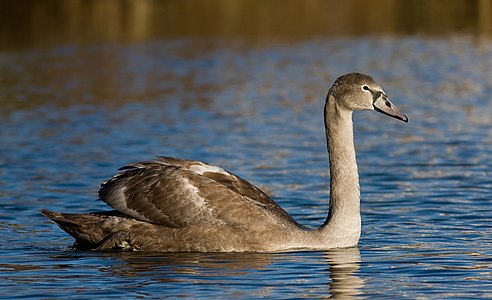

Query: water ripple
[[1, 36, 492, 298]]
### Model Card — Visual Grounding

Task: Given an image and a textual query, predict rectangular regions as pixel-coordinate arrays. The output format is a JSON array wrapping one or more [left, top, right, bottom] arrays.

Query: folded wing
[[99, 156, 299, 230]]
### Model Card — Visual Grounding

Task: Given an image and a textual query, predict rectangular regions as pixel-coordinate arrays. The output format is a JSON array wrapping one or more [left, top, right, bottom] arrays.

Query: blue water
[[1, 36, 492, 298]]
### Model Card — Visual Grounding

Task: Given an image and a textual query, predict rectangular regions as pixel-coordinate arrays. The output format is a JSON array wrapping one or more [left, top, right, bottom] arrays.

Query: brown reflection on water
[[1, 0, 492, 50], [78, 249, 363, 298], [0, 43, 223, 112]]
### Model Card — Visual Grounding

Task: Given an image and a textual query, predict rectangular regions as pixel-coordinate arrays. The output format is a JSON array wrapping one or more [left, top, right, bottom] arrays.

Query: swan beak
[[373, 94, 408, 123]]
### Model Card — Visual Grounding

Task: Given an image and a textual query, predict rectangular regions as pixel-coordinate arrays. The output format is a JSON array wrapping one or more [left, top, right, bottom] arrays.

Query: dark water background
[[1, 1, 492, 298]]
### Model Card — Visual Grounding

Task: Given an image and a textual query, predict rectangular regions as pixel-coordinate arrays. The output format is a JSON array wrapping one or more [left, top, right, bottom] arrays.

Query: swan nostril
[[385, 101, 392, 108]]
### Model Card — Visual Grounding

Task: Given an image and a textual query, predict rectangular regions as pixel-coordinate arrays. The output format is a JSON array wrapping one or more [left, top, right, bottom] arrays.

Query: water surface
[[1, 36, 492, 298]]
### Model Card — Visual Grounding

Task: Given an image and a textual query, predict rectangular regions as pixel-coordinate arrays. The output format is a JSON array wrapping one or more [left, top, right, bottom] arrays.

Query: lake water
[[1, 36, 492, 298]]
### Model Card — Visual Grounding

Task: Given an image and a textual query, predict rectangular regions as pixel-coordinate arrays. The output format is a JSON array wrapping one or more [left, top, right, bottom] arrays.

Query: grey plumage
[[99, 156, 299, 229], [42, 73, 407, 252]]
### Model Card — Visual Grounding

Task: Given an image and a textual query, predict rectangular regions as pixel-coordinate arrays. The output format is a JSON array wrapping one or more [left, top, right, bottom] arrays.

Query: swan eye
[[362, 85, 370, 91]]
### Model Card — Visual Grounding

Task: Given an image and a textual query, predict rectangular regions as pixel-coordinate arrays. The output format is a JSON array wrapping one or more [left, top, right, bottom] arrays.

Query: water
[[1, 36, 492, 298]]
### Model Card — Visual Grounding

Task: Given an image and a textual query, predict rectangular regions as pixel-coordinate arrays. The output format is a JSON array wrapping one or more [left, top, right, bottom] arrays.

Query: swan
[[42, 73, 408, 252]]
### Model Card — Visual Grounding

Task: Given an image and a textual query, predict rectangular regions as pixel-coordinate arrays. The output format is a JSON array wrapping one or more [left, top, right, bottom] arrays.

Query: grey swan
[[42, 73, 408, 252]]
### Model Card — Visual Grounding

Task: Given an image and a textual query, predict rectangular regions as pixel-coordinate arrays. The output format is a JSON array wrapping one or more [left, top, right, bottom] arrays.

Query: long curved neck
[[319, 93, 361, 244]]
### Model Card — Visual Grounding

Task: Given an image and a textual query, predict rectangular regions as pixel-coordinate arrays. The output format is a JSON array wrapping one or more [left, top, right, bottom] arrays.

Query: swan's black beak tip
[[373, 96, 408, 124]]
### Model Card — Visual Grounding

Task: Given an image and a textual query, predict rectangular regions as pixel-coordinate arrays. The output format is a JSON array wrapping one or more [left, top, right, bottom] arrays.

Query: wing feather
[[99, 156, 299, 229]]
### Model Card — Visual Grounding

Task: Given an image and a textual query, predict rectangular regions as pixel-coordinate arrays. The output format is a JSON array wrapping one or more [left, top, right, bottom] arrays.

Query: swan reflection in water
[[326, 247, 364, 299], [53, 247, 362, 298]]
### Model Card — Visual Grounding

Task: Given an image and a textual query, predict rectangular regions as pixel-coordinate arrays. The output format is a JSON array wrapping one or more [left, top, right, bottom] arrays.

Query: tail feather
[[40, 209, 129, 249]]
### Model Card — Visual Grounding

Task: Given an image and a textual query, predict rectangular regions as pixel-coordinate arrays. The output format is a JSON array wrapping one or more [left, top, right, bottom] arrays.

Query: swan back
[[99, 156, 300, 230]]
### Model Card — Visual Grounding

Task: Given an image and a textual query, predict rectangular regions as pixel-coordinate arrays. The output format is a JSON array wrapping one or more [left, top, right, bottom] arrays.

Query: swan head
[[329, 73, 408, 123]]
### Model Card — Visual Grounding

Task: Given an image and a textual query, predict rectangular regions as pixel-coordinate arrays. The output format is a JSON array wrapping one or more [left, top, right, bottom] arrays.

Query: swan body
[[42, 73, 408, 252]]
